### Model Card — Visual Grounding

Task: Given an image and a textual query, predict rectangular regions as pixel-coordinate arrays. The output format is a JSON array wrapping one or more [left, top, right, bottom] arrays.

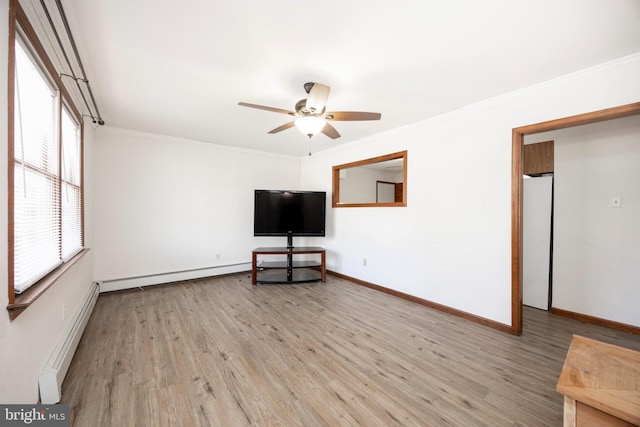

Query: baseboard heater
[[99, 262, 251, 293], [39, 282, 99, 404]]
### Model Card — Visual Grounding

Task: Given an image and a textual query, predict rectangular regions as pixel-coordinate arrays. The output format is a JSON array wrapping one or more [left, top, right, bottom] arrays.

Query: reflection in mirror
[[332, 151, 407, 207]]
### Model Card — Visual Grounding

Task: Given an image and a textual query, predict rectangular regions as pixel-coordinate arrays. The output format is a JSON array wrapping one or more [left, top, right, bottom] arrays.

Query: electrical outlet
[[363, 258, 367, 266], [216, 252, 222, 260]]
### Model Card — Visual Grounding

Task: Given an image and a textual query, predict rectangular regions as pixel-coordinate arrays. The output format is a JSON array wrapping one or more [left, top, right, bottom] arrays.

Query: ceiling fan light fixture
[[295, 116, 326, 138], [238, 82, 381, 139]]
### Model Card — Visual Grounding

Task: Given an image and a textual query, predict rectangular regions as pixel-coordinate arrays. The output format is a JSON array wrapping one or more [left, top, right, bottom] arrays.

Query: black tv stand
[[252, 246, 326, 285]]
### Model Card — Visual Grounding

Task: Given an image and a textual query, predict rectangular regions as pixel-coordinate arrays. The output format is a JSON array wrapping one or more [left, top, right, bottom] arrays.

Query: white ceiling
[[38, 0, 640, 156]]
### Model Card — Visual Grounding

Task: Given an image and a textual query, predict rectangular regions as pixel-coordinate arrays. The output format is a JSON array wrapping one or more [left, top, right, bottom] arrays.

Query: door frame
[[511, 102, 640, 335]]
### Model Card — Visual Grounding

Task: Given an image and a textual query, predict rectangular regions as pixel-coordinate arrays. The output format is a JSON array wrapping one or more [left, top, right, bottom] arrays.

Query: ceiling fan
[[238, 82, 381, 139]]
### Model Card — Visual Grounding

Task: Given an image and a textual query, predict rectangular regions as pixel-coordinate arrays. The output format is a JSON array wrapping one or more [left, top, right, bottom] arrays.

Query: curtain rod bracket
[[60, 73, 88, 84], [82, 114, 105, 126]]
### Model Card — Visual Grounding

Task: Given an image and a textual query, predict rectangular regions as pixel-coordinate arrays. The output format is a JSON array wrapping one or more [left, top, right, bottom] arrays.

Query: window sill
[[7, 248, 91, 321]]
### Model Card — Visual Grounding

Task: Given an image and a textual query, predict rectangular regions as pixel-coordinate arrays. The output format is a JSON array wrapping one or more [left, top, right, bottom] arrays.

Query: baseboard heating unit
[[39, 282, 99, 404], [99, 262, 251, 293]]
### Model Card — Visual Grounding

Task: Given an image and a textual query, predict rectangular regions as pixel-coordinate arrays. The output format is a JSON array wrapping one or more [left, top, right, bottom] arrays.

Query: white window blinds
[[12, 37, 83, 294], [61, 108, 82, 261]]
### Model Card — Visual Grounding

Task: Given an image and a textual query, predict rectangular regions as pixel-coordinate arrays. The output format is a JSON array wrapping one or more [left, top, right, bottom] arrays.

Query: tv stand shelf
[[252, 247, 326, 285]]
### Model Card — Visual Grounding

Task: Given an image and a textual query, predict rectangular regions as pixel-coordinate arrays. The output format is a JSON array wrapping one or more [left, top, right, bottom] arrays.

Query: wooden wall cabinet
[[524, 140, 554, 175]]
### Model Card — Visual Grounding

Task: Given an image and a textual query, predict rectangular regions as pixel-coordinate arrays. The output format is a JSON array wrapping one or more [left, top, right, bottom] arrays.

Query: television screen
[[254, 190, 326, 237]]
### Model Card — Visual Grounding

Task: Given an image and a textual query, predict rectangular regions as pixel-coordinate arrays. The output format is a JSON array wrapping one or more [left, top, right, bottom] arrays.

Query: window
[[8, 7, 84, 316], [13, 39, 62, 293], [60, 108, 82, 261]]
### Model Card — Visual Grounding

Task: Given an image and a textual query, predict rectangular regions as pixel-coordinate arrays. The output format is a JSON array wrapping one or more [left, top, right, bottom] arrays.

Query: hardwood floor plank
[[61, 273, 640, 426]]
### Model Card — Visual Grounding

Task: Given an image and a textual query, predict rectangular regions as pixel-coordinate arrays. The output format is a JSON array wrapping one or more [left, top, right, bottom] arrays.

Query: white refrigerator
[[523, 175, 553, 310]]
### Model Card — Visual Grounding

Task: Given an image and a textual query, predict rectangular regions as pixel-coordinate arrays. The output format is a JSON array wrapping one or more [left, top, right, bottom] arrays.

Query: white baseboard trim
[[98, 263, 252, 293], [39, 282, 100, 404]]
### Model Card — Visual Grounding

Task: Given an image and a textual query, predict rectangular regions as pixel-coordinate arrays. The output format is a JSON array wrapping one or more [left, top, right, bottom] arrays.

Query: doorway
[[510, 102, 640, 335]]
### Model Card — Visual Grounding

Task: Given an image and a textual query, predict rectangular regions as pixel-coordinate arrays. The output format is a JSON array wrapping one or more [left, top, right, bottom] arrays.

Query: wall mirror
[[332, 151, 407, 207]]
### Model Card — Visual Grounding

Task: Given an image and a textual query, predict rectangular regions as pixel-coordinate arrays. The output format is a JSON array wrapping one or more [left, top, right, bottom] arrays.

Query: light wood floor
[[61, 273, 640, 426]]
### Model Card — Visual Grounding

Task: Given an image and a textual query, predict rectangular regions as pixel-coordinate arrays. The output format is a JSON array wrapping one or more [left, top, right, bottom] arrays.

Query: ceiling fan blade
[[238, 102, 295, 116], [321, 122, 341, 139], [325, 111, 381, 121], [268, 121, 296, 134], [305, 83, 330, 113]]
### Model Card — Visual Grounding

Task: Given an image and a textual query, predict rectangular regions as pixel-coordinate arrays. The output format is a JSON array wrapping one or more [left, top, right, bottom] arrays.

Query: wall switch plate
[[609, 197, 622, 208]]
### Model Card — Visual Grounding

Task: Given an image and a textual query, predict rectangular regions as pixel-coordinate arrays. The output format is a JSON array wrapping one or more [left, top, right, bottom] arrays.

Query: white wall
[[537, 116, 639, 326], [0, 0, 97, 402], [92, 127, 302, 288], [301, 52, 640, 327]]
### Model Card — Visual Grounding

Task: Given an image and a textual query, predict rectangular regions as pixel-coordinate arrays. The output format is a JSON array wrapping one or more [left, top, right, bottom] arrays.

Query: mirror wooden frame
[[332, 151, 407, 208]]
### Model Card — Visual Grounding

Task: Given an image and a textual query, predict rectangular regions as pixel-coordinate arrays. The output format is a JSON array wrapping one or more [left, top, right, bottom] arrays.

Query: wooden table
[[557, 335, 640, 426]]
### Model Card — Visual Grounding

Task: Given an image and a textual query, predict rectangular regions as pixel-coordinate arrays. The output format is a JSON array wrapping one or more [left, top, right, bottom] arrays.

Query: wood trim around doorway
[[511, 102, 640, 335]]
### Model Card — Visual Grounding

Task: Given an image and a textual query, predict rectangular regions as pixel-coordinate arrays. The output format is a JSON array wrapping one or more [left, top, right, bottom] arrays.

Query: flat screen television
[[254, 190, 326, 244]]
